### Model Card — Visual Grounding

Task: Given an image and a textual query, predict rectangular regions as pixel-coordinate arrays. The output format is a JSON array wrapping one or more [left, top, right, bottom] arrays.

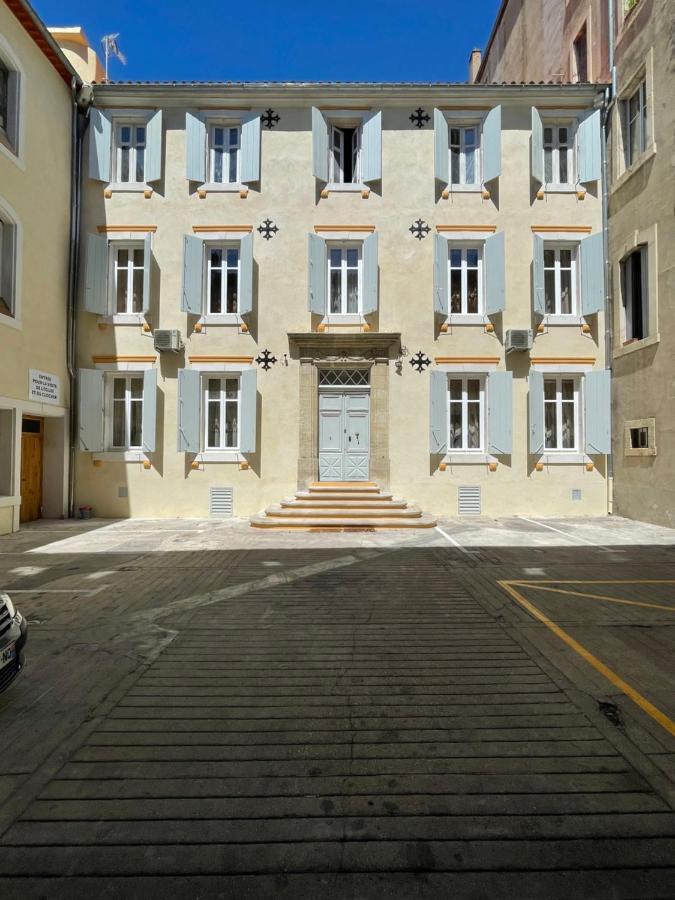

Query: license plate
[[0, 643, 16, 671]]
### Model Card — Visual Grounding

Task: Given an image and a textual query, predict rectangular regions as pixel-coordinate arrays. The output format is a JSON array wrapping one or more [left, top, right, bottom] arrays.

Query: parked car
[[0, 592, 27, 693]]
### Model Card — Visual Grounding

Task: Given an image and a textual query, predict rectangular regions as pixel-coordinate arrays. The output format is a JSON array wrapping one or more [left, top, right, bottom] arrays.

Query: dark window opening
[[630, 426, 649, 449], [22, 418, 41, 434], [342, 127, 358, 183], [621, 247, 647, 342], [0, 61, 8, 133], [573, 25, 588, 83]]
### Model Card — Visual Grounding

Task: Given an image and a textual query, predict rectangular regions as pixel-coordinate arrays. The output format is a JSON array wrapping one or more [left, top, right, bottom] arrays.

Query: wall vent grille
[[571, 488, 582, 502], [209, 486, 234, 518], [458, 485, 481, 516]]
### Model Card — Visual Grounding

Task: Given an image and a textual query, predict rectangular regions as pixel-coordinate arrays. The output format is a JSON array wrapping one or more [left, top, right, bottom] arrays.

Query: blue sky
[[35, 0, 502, 83]]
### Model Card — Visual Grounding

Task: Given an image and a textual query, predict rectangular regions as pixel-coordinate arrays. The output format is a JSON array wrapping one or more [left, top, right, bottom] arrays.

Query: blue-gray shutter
[[239, 368, 257, 454], [433, 233, 448, 317], [580, 231, 605, 316], [241, 113, 261, 183], [82, 233, 108, 315], [88, 108, 112, 182], [430, 370, 448, 455], [0, 221, 16, 312], [361, 111, 382, 183], [485, 231, 505, 315], [177, 368, 201, 453], [308, 233, 327, 315], [312, 107, 329, 182], [488, 371, 512, 456], [144, 110, 163, 183], [78, 369, 104, 452], [142, 368, 157, 453], [362, 232, 378, 315], [181, 234, 204, 315], [142, 232, 152, 316], [584, 369, 611, 455], [185, 111, 206, 182], [528, 369, 545, 455], [434, 108, 449, 185], [482, 105, 502, 183], [531, 107, 544, 187], [239, 231, 253, 316], [532, 233, 545, 318], [577, 108, 601, 185]]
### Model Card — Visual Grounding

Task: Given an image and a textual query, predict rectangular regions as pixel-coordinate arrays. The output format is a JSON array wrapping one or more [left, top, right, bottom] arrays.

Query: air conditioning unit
[[153, 329, 184, 353], [505, 329, 533, 353]]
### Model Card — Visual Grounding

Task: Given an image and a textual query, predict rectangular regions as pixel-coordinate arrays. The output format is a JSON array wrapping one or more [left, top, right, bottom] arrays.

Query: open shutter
[[144, 110, 163, 183], [362, 232, 378, 315], [0, 222, 16, 312], [584, 370, 611, 455], [531, 107, 544, 187], [177, 368, 201, 453], [181, 234, 204, 315], [185, 111, 206, 182], [361, 111, 382, 183], [485, 231, 505, 315], [308, 233, 327, 315], [532, 233, 545, 318], [488, 371, 512, 456], [241, 113, 261, 183], [434, 108, 449, 185], [433, 233, 448, 317], [142, 368, 157, 453], [580, 231, 605, 316], [142, 232, 152, 316], [528, 369, 545, 455], [312, 107, 329, 182], [577, 108, 601, 185], [430, 370, 448, 455], [482, 105, 502, 184], [78, 369, 104, 452], [88, 108, 112, 182], [239, 368, 257, 454], [239, 231, 253, 316], [82, 233, 108, 315]]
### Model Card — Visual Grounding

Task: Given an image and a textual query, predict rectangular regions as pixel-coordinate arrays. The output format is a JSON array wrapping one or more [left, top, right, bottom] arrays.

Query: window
[[621, 246, 648, 341], [114, 122, 146, 183], [330, 124, 361, 184], [449, 125, 480, 186], [0, 61, 8, 135], [449, 246, 483, 315], [109, 375, 143, 450], [206, 245, 239, 315], [544, 244, 578, 316], [624, 81, 648, 168], [572, 24, 588, 83], [543, 123, 575, 185], [204, 376, 240, 450], [449, 376, 485, 452], [328, 244, 361, 315], [544, 377, 578, 451], [624, 417, 656, 456], [110, 243, 144, 315], [630, 426, 648, 449], [209, 125, 240, 184], [0, 53, 19, 155]]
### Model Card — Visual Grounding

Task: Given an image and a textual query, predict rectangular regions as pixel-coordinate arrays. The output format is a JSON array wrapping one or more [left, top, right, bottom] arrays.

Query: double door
[[319, 391, 370, 481]]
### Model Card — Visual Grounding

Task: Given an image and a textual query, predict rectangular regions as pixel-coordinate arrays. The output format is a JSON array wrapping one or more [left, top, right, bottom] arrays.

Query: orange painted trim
[[189, 355, 255, 363], [531, 357, 596, 364], [531, 225, 593, 233], [92, 355, 155, 363], [435, 356, 500, 364], [314, 225, 376, 233], [96, 225, 157, 233], [436, 225, 497, 233], [192, 225, 253, 233]]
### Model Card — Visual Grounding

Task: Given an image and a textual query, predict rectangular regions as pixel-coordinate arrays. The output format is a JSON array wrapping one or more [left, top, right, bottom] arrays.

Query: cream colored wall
[[76, 90, 605, 520]]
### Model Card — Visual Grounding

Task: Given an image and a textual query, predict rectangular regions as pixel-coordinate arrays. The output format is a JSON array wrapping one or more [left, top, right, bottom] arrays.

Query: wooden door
[[318, 391, 370, 482], [20, 417, 43, 523]]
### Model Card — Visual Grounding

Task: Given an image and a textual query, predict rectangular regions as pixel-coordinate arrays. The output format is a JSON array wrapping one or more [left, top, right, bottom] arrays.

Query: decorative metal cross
[[409, 351, 431, 373], [256, 350, 277, 371], [409, 219, 431, 241], [257, 219, 279, 241], [409, 107, 430, 129], [261, 108, 280, 129]]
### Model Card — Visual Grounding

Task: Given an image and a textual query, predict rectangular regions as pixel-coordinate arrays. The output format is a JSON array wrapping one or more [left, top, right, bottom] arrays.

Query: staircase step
[[308, 483, 380, 494], [251, 514, 438, 530], [295, 491, 393, 502], [282, 498, 408, 509], [265, 505, 422, 519]]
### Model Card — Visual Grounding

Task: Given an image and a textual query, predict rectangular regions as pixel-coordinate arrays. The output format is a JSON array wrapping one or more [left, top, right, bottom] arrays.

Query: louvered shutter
[[78, 369, 105, 452], [142, 368, 158, 453], [362, 232, 378, 315], [88, 108, 112, 182], [312, 107, 329, 182], [82, 233, 108, 315], [430, 370, 448, 455], [181, 234, 204, 315], [144, 110, 163, 183], [482, 105, 502, 184], [433, 233, 448, 317], [239, 231, 253, 316], [584, 370, 611, 455], [308, 233, 327, 315], [577, 108, 601, 185], [177, 368, 201, 453], [488, 371, 512, 455], [532, 233, 545, 318], [580, 231, 605, 316], [529, 370, 545, 455], [434, 109, 449, 185], [239, 369, 257, 454], [141, 232, 152, 316], [361, 111, 382, 183], [185, 112, 206, 182], [241, 113, 261, 183], [531, 107, 544, 187], [485, 231, 505, 315]]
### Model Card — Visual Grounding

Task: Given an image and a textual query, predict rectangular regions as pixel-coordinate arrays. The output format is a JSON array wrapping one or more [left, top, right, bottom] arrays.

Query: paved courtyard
[[0, 515, 674, 897]]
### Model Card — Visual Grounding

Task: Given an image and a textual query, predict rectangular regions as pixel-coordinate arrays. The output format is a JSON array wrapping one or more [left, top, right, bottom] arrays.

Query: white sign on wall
[[28, 369, 60, 406]]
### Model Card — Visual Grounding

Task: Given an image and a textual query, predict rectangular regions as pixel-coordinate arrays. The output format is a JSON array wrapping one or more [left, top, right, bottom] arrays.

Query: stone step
[[265, 505, 423, 519], [307, 483, 381, 494], [251, 514, 438, 530], [282, 498, 408, 509], [295, 491, 394, 502]]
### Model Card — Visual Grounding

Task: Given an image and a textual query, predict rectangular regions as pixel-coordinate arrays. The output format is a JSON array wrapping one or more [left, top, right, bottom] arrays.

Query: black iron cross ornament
[[409, 351, 431, 373], [409, 108, 430, 129], [261, 108, 280, 129], [257, 219, 279, 241], [256, 350, 277, 371], [409, 219, 431, 241]]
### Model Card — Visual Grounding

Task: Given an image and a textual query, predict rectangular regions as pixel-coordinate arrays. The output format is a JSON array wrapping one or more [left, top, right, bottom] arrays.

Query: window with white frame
[[206, 245, 239, 315], [328, 244, 361, 315], [208, 124, 240, 184], [110, 243, 144, 315], [544, 376, 579, 451], [108, 374, 144, 450], [620, 245, 648, 341], [0, 54, 19, 155], [449, 245, 483, 316], [449, 124, 480, 186], [0, 61, 9, 136], [204, 375, 240, 450], [114, 122, 146, 183], [544, 244, 578, 316], [330, 123, 361, 184], [0, 216, 14, 318], [623, 80, 648, 169], [448, 376, 485, 452], [543, 123, 575, 185]]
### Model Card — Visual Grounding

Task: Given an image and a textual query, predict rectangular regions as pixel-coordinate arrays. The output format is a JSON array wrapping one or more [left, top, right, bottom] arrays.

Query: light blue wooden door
[[344, 392, 370, 480], [319, 393, 344, 480], [319, 391, 370, 481]]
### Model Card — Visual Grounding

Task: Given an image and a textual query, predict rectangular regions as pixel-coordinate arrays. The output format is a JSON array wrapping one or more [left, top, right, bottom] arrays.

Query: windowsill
[[613, 332, 660, 359], [325, 183, 367, 193], [198, 182, 247, 194], [539, 452, 590, 464], [0, 495, 19, 508], [443, 184, 482, 194], [541, 184, 578, 194], [322, 314, 364, 325], [0, 312, 20, 331], [106, 182, 153, 194], [199, 450, 242, 463], [0, 129, 22, 169], [625, 447, 656, 458], [447, 315, 488, 326], [94, 450, 147, 462], [99, 314, 147, 326], [200, 314, 242, 326], [611, 143, 657, 194], [541, 314, 585, 326], [443, 453, 496, 465]]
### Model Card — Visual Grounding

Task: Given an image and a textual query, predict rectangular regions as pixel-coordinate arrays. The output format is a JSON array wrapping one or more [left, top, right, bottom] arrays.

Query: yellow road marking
[[498, 579, 675, 739], [509, 579, 675, 585], [508, 582, 675, 613]]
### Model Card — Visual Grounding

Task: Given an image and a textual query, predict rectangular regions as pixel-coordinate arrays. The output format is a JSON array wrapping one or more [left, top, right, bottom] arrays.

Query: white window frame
[[543, 375, 580, 453], [0, 196, 21, 330], [543, 242, 579, 317], [208, 123, 241, 185], [106, 373, 144, 451], [542, 120, 576, 188], [113, 120, 147, 185], [620, 244, 648, 343], [203, 374, 241, 452], [624, 80, 647, 170], [447, 374, 486, 454], [205, 242, 240, 317], [448, 243, 484, 318], [0, 35, 24, 168], [327, 242, 362, 316], [109, 241, 145, 316], [448, 122, 481, 188], [329, 122, 362, 186]]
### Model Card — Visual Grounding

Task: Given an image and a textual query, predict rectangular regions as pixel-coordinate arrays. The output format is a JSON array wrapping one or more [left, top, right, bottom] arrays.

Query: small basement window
[[624, 417, 656, 457], [630, 426, 648, 449]]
